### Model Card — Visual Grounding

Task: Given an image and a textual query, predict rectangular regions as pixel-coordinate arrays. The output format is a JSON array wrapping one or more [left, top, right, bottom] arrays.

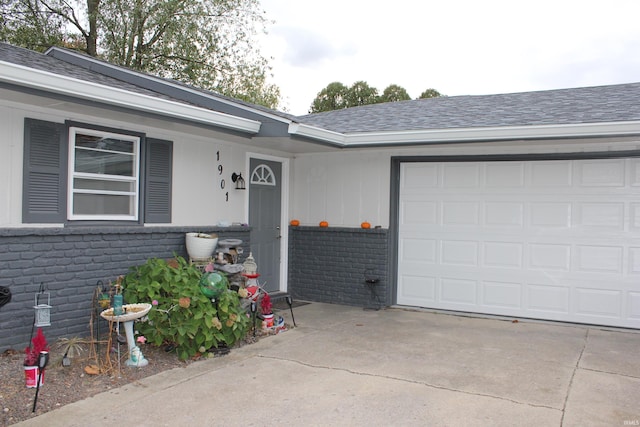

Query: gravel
[[1, 317, 288, 425]]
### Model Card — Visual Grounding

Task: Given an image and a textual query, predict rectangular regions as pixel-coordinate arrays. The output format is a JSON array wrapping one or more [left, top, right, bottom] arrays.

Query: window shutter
[[22, 118, 66, 223], [144, 138, 173, 223]]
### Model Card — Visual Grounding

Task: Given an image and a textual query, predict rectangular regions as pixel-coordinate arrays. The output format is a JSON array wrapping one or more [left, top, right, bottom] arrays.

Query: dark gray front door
[[248, 158, 282, 292]]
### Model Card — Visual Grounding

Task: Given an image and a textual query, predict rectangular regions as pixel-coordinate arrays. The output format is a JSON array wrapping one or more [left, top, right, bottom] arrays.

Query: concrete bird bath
[[100, 303, 152, 367]]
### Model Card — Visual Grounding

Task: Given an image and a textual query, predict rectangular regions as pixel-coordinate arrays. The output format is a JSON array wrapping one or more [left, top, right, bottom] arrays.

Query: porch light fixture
[[231, 172, 246, 190], [33, 283, 52, 327]]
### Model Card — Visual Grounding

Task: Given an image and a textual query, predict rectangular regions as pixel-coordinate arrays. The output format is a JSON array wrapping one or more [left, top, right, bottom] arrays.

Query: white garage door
[[397, 158, 640, 328]]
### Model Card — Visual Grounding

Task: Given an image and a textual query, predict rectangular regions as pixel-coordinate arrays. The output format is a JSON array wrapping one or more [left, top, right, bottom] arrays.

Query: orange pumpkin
[[361, 221, 371, 229], [319, 221, 329, 228], [290, 219, 300, 226]]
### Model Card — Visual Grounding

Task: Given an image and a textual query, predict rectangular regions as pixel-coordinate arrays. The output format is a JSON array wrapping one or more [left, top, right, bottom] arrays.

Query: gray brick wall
[[0, 226, 250, 352], [288, 226, 389, 308]]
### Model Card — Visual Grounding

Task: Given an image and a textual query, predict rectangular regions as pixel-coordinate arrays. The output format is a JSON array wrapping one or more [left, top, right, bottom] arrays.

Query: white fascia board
[[0, 61, 261, 134], [288, 123, 346, 145], [290, 121, 640, 147]]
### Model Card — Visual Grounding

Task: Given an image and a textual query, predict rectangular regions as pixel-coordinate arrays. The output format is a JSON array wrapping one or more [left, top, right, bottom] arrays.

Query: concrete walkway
[[16, 303, 640, 426]]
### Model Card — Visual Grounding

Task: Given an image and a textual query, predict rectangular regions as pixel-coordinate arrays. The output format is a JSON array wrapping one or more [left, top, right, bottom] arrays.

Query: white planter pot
[[185, 233, 218, 261]]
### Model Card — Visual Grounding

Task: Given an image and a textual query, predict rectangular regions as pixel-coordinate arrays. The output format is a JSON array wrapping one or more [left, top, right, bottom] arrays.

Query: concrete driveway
[[16, 303, 640, 426]]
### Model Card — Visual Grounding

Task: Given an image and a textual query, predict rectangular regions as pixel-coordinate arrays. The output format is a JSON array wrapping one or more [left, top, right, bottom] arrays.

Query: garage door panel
[[530, 202, 572, 227], [443, 163, 480, 187], [485, 162, 525, 187], [441, 240, 478, 266], [401, 200, 437, 224], [574, 245, 623, 273], [629, 292, 640, 319], [482, 281, 522, 308], [577, 159, 625, 187], [530, 161, 572, 187], [529, 243, 571, 271], [574, 288, 622, 318], [400, 238, 437, 263], [484, 241, 523, 268], [575, 202, 625, 229], [442, 201, 479, 225], [440, 278, 478, 305], [525, 283, 571, 313], [399, 275, 437, 301], [402, 163, 438, 189], [630, 248, 640, 274], [630, 204, 640, 230], [398, 159, 640, 328], [485, 202, 524, 226]]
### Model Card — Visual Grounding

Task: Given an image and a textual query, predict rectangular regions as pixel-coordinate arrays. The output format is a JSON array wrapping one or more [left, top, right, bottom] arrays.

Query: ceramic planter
[[185, 233, 218, 261]]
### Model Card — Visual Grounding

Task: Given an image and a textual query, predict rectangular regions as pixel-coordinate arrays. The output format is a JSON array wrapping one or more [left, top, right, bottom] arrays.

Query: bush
[[122, 256, 249, 360]]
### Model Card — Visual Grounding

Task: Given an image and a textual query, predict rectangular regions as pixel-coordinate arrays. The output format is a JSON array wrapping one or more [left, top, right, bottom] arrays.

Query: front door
[[248, 158, 282, 293]]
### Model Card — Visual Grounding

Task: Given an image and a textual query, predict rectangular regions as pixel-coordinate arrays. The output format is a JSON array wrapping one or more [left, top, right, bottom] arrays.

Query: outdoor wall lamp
[[231, 172, 246, 190]]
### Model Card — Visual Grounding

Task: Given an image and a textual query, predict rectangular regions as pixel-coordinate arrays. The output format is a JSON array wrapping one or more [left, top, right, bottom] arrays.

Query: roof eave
[[289, 121, 640, 147], [44, 46, 293, 126], [0, 60, 261, 134]]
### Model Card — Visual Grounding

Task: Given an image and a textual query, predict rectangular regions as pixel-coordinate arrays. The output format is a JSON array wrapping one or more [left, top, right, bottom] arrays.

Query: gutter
[[289, 120, 640, 147], [0, 60, 261, 134]]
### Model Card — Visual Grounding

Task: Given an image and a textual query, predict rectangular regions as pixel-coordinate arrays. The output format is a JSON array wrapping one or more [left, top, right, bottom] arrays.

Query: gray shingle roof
[[0, 42, 180, 102], [296, 83, 640, 133], [3, 42, 640, 138], [0, 43, 295, 124]]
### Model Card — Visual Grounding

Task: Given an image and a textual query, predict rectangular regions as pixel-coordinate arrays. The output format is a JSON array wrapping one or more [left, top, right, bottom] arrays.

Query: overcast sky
[[257, 0, 640, 115]]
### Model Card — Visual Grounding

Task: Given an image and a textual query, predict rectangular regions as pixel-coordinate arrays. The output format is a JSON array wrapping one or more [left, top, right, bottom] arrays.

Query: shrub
[[122, 256, 249, 360]]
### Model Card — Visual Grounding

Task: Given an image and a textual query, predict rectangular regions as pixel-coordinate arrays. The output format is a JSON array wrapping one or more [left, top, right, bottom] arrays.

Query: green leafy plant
[[122, 256, 249, 360]]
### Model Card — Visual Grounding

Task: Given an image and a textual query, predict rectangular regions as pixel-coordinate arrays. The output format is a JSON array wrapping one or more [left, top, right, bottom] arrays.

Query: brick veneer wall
[[0, 226, 250, 352], [288, 226, 390, 308]]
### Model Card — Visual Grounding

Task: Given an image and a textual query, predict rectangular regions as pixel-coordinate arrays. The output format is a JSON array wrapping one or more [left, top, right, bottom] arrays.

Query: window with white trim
[[250, 164, 276, 186], [67, 127, 140, 220]]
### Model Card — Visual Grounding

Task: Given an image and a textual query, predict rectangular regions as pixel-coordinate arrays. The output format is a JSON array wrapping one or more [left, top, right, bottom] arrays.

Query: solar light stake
[[286, 296, 296, 327], [32, 351, 49, 412], [250, 301, 257, 337]]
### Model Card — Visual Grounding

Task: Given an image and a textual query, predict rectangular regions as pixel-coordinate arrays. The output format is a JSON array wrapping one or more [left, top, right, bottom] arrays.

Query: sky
[[257, 0, 640, 115]]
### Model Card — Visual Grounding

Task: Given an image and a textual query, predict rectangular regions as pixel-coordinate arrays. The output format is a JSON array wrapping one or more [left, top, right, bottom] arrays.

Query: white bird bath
[[100, 303, 152, 367]]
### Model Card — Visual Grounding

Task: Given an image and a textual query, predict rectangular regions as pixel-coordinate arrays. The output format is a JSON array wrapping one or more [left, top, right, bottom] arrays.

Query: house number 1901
[[216, 150, 228, 202]]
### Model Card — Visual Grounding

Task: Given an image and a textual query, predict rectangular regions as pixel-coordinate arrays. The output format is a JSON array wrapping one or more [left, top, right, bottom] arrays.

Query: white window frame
[[67, 127, 141, 221]]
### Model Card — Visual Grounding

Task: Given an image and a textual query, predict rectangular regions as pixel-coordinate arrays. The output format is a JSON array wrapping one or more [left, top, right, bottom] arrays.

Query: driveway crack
[[258, 354, 559, 412], [560, 328, 589, 426]]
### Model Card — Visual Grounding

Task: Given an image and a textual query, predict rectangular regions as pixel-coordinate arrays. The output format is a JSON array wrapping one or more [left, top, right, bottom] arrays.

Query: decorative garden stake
[[286, 295, 297, 327], [32, 351, 49, 412], [251, 301, 257, 337]]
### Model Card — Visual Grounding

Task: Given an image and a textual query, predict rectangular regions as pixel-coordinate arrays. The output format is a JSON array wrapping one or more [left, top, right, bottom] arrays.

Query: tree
[[0, 0, 281, 109], [379, 84, 411, 103], [418, 88, 442, 99], [310, 81, 442, 112], [345, 80, 379, 108], [309, 82, 348, 113], [310, 81, 379, 113]]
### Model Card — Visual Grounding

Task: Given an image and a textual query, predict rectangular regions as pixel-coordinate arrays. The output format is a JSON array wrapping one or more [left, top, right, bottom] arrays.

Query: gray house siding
[[288, 226, 390, 309]]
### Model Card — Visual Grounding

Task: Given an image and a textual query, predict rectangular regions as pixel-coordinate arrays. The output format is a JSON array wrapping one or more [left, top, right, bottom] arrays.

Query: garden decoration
[[286, 295, 297, 327], [0, 285, 11, 309], [33, 283, 51, 327], [199, 272, 228, 300], [100, 303, 152, 367], [185, 232, 219, 262], [261, 293, 274, 328], [123, 256, 249, 360], [31, 350, 49, 412], [24, 328, 49, 388]]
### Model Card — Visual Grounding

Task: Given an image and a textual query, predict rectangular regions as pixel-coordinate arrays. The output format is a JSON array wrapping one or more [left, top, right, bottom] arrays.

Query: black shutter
[[144, 138, 173, 223], [22, 118, 66, 223]]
